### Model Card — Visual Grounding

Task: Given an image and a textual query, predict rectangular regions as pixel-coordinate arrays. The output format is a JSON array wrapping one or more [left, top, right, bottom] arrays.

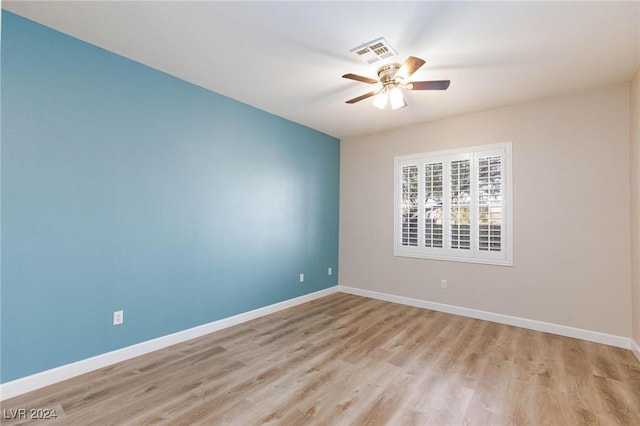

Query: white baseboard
[[0, 286, 338, 401], [632, 339, 640, 363], [2, 284, 635, 401], [338, 285, 632, 350]]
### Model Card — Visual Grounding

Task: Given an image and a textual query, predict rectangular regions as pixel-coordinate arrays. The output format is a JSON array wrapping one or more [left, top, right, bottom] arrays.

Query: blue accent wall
[[0, 12, 339, 383]]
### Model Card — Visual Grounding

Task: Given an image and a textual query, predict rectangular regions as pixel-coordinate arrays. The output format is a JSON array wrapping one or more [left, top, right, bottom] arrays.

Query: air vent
[[350, 37, 398, 64]]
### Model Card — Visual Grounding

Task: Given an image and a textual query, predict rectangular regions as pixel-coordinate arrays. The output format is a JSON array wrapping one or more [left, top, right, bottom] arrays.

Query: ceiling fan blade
[[397, 56, 426, 80], [342, 73, 378, 85], [409, 80, 451, 90], [345, 91, 378, 104]]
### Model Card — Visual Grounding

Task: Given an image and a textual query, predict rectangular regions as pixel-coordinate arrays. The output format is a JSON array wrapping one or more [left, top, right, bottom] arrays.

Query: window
[[394, 142, 512, 266]]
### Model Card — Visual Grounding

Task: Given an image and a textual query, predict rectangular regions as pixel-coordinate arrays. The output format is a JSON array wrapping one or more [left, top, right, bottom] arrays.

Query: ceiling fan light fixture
[[373, 91, 388, 109], [389, 87, 406, 110]]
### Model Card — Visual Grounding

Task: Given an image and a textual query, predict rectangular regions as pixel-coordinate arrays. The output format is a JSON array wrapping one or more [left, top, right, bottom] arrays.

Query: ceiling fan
[[342, 56, 450, 110]]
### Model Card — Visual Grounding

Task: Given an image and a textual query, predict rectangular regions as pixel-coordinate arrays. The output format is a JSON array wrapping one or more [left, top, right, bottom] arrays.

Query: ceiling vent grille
[[350, 37, 397, 64]]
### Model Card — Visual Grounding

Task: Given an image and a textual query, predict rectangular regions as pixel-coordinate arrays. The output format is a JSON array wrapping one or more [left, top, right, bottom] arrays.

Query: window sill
[[394, 250, 513, 267]]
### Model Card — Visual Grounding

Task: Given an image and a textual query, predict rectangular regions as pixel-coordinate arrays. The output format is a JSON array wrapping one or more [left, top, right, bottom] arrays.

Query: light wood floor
[[2, 293, 639, 425]]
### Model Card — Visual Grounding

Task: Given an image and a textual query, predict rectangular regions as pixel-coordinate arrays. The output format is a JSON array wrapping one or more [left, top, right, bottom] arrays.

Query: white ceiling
[[4, 1, 640, 140]]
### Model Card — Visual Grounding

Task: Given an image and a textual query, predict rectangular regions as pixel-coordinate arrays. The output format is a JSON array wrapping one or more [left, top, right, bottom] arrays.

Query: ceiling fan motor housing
[[377, 63, 403, 87]]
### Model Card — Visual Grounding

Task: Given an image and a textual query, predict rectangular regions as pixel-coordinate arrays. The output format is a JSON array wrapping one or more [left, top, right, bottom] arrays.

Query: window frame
[[394, 142, 513, 266]]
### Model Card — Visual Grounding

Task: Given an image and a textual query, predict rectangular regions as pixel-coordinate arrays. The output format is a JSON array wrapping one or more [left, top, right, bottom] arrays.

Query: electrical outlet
[[328, 267, 332, 276], [113, 310, 124, 325], [441, 280, 447, 289], [299, 273, 304, 283]]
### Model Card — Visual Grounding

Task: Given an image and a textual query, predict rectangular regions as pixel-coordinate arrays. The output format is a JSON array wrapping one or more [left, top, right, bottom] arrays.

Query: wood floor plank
[[2, 293, 639, 425]]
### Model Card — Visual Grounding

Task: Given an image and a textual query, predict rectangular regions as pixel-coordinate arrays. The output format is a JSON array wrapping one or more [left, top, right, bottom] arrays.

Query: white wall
[[630, 69, 640, 348], [340, 84, 631, 337]]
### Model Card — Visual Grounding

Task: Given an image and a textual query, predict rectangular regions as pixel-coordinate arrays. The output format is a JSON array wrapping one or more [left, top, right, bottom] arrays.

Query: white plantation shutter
[[475, 150, 506, 261], [400, 165, 419, 248], [424, 162, 443, 249], [448, 156, 472, 255], [395, 143, 512, 266]]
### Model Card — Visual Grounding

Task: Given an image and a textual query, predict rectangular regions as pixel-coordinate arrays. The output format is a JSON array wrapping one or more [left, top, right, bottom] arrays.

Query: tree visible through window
[[395, 143, 512, 266]]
